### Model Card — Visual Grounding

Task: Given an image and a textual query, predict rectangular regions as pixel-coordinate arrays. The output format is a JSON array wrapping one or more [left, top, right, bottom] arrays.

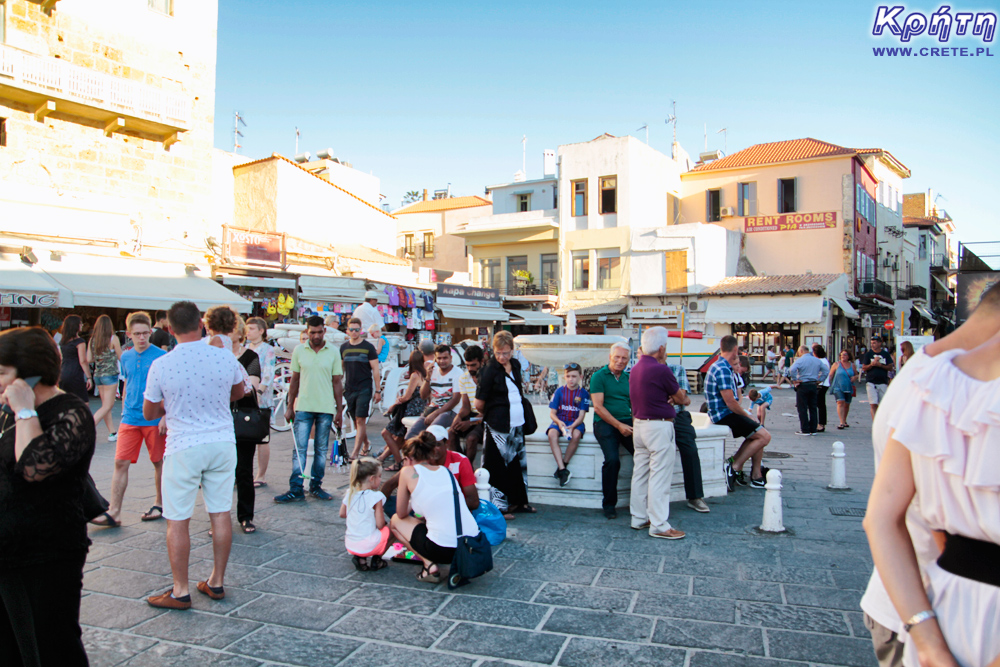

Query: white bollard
[[759, 469, 785, 533], [475, 467, 491, 503], [828, 441, 849, 490]]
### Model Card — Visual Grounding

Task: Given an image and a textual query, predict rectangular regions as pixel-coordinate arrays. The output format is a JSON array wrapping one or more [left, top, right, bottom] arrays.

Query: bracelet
[[903, 609, 936, 632]]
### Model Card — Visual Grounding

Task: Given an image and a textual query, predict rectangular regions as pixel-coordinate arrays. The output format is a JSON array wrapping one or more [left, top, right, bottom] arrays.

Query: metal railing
[[894, 285, 927, 300], [396, 243, 434, 259], [930, 253, 950, 270], [0, 43, 189, 127], [857, 278, 893, 300], [482, 279, 559, 296]]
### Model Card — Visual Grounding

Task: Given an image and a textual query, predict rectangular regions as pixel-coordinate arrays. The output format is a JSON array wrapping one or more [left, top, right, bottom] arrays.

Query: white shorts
[[866, 383, 888, 405], [162, 441, 237, 520]]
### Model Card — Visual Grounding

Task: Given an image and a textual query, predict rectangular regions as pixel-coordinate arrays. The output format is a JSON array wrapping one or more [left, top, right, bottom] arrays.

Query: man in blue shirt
[[705, 335, 773, 490], [788, 345, 825, 436], [92, 312, 167, 526]]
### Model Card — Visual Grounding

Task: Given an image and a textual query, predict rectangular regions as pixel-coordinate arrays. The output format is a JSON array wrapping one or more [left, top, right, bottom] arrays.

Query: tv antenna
[[636, 123, 648, 144], [233, 111, 246, 153], [295, 127, 300, 155], [664, 100, 677, 157], [717, 127, 727, 154]]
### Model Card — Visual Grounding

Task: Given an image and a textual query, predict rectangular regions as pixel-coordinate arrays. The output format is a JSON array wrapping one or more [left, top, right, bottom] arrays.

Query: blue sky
[[215, 0, 999, 248]]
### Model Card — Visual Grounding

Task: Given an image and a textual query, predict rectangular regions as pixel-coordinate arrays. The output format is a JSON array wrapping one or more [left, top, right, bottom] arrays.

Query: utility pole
[[665, 101, 677, 159], [233, 111, 246, 153], [636, 124, 648, 144]]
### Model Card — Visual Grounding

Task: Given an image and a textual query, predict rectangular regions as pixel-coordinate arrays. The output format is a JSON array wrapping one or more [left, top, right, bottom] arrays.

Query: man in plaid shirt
[[705, 335, 773, 491], [668, 363, 709, 513]]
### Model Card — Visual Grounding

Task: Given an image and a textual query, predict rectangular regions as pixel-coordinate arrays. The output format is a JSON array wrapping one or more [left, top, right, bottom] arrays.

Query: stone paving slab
[[78, 389, 881, 666]]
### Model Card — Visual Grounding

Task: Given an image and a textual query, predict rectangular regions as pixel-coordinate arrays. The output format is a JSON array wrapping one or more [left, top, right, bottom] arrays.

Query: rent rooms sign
[[744, 212, 837, 233]]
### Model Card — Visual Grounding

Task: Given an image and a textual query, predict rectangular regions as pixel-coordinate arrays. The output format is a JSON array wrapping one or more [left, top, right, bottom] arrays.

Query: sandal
[[510, 504, 537, 514], [837, 424, 846, 430], [385, 461, 403, 472], [417, 565, 441, 583], [90, 512, 119, 528], [369, 556, 388, 571], [240, 520, 256, 534], [253, 480, 268, 488], [141, 505, 163, 522], [352, 555, 370, 572]]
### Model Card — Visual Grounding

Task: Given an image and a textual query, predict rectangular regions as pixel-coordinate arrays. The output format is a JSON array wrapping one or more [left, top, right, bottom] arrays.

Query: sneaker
[[750, 476, 767, 489], [722, 459, 735, 492], [147, 590, 191, 610], [310, 488, 335, 501], [603, 506, 617, 520], [650, 528, 686, 540], [557, 468, 572, 487], [734, 469, 748, 486], [108, 432, 117, 442], [687, 498, 710, 513], [273, 491, 306, 504]]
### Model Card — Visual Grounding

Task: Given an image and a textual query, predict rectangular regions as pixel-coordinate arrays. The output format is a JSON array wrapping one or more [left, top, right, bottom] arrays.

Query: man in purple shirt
[[629, 327, 689, 540]]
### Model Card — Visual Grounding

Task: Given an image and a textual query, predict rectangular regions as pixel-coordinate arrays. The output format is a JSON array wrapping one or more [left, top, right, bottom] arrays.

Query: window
[[552, 185, 558, 210], [517, 194, 530, 212], [665, 250, 687, 291], [667, 194, 681, 225], [482, 259, 501, 288], [572, 251, 589, 290], [422, 232, 434, 258], [918, 235, 927, 260], [737, 182, 757, 217], [0, 2, 5, 44], [706, 189, 721, 222], [403, 234, 414, 256], [596, 249, 620, 290], [0, 118, 6, 148], [540, 253, 558, 288], [599, 176, 617, 214], [507, 255, 528, 287], [778, 179, 796, 213], [148, 0, 173, 15], [572, 179, 587, 216]]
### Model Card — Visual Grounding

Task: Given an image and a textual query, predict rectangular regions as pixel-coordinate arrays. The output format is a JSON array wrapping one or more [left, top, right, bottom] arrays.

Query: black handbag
[[82, 473, 110, 522], [232, 388, 270, 444], [447, 471, 492, 589], [521, 397, 537, 436]]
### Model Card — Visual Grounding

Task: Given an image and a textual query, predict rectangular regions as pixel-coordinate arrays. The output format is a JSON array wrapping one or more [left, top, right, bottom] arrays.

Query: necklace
[[0, 413, 15, 439]]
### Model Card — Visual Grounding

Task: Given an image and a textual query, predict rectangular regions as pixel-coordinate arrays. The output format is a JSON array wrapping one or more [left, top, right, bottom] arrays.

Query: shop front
[[298, 275, 438, 337], [504, 308, 562, 336], [553, 297, 628, 335], [435, 284, 509, 344]]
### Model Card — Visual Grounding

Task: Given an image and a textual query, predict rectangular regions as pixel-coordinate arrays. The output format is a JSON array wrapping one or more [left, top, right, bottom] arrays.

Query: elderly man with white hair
[[628, 326, 688, 540], [589, 341, 635, 520]]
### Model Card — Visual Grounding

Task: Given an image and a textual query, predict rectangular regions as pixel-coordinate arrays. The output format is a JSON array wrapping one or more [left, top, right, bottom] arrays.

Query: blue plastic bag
[[472, 499, 507, 546]]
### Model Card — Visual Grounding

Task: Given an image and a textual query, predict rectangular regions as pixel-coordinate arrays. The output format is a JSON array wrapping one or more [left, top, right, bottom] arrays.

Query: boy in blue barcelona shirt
[[747, 386, 773, 427], [547, 363, 591, 487]]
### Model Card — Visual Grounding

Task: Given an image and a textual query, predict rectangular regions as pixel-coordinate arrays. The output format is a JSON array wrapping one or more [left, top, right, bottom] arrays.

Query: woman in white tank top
[[390, 432, 479, 584]]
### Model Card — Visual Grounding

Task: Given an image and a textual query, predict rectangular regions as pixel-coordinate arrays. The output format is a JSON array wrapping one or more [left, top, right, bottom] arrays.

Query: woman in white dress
[[865, 337, 1000, 667]]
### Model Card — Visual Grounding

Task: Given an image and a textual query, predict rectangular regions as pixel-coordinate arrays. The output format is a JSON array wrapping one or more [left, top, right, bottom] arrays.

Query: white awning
[[704, 295, 824, 324], [913, 304, 938, 324], [505, 309, 562, 326], [438, 304, 510, 322], [222, 275, 297, 290], [38, 256, 252, 313], [932, 274, 955, 298], [0, 256, 74, 308], [298, 275, 367, 303], [553, 297, 628, 316], [829, 296, 859, 319]]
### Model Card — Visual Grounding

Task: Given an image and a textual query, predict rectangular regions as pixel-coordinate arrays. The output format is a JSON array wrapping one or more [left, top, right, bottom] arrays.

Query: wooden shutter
[[665, 250, 687, 292], [749, 182, 757, 216]]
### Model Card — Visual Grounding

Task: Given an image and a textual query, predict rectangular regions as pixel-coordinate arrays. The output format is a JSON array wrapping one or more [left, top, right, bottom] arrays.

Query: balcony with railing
[[0, 43, 189, 141], [456, 208, 559, 237], [857, 277, 893, 302], [481, 279, 559, 297], [930, 253, 950, 271], [894, 284, 927, 300], [397, 242, 434, 259]]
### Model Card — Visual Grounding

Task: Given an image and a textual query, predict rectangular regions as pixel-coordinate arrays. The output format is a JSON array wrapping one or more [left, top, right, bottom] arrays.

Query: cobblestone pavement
[[81, 387, 880, 666]]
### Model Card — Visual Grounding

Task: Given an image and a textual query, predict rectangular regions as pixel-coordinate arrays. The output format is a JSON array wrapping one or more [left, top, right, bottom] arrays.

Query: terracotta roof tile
[[702, 274, 841, 296], [394, 196, 492, 215], [336, 244, 411, 267], [687, 138, 855, 173]]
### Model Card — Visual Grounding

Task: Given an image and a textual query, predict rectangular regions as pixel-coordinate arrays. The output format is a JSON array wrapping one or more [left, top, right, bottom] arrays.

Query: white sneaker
[[687, 498, 710, 513], [108, 433, 118, 442]]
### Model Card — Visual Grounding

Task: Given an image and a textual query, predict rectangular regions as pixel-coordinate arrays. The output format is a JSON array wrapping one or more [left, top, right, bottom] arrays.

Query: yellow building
[[393, 193, 491, 280]]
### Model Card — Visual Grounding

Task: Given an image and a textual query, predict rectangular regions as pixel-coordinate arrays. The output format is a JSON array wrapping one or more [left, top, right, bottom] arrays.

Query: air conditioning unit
[[688, 300, 702, 312], [720, 206, 736, 217]]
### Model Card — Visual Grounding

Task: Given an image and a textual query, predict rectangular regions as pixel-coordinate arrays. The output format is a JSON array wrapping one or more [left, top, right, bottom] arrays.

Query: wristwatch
[[15, 409, 38, 422]]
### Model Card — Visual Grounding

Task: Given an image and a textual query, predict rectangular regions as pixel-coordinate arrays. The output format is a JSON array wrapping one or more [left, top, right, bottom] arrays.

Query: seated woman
[[379, 351, 427, 471], [389, 431, 479, 584]]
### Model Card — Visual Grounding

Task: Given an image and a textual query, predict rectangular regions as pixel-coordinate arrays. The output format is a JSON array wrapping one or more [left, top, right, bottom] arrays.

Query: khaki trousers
[[630, 419, 676, 533], [863, 613, 905, 667]]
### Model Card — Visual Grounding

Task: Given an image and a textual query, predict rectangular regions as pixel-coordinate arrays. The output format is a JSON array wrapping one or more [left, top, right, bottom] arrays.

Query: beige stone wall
[[0, 0, 219, 260]]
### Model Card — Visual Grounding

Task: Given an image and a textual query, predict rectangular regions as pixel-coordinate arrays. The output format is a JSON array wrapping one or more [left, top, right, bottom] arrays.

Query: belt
[[938, 533, 1000, 588], [634, 417, 674, 422]]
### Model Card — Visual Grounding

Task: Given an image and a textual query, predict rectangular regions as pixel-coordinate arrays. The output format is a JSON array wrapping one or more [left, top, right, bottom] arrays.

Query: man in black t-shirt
[[149, 311, 172, 350], [860, 335, 894, 418], [340, 317, 381, 459]]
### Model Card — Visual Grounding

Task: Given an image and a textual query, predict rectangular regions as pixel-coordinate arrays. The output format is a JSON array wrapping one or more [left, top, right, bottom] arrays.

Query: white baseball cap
[[364, 290, 380, 300], [426, 425, 449, 442]]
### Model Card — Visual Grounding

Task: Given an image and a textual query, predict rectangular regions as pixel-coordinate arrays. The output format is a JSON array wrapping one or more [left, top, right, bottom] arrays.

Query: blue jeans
[[594, 418, 634, 510], [289, 411, 333, 493]]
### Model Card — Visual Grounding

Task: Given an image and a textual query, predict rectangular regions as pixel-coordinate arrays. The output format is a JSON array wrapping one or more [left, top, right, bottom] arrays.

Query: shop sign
[[744, 212, 837, 233], [437, 283, 500, 305], [628, 305, 680, 319], [0, 291, 59, 307], [226, 228, 284, 267]]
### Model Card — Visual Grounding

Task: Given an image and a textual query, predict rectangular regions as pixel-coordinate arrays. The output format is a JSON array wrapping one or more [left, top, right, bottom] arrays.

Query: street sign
[[883, 320, 895, 330]]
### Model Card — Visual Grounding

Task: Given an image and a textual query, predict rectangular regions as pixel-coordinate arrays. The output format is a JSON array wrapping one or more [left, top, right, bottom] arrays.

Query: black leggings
[[816, 386, 829, 428], [235, 441, 257, 523], [483, 432, 528, 508], [0, 556, 89, 667]]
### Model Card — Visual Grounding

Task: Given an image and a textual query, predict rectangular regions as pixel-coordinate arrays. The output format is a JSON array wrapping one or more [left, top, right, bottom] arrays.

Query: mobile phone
[[1, 376, 41, 414]]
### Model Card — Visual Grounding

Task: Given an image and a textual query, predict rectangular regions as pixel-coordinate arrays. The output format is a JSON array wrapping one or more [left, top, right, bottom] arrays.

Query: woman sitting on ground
[[379, 351, 426, 472], [389, 431, 479, 584]]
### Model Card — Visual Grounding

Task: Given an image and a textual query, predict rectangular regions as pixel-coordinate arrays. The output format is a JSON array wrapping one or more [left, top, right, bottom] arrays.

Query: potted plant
[[512, 269, 534, 295]]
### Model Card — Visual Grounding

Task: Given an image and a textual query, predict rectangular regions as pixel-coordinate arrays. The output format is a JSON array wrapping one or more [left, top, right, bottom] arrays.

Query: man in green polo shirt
[[590, 342, 634, 519], [275, 316, 344, 503]]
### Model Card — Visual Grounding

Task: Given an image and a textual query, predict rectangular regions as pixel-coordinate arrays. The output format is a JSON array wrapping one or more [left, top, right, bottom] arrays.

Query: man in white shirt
[[405, 344, 462, 438], [351, 291, 385, 344], [142, 301, 248, 610]]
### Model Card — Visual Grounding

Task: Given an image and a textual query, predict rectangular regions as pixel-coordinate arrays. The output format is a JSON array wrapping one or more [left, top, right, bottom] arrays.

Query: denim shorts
[[94, 375, 119, 386]]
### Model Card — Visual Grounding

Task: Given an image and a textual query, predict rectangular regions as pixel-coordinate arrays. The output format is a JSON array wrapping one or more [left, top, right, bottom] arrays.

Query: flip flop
[[140, 505, 163, 522], [253, 481, 268, 488], [90, 512, 119, 528]]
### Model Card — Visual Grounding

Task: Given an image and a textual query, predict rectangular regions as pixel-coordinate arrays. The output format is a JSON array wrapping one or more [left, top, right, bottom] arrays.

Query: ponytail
[[347, 456, 381, 507]]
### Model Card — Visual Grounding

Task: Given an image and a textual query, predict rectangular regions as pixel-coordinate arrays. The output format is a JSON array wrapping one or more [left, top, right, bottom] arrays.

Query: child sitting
[[747, 386, 773, 427], [339, 457, 390, 571], [547, 363, 591, 487]]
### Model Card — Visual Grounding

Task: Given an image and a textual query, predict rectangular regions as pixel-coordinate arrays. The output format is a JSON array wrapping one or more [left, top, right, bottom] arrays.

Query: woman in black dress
[[58, 315, 92, 408], [230, 316, 262, 534], [0, 326, 96, 666]]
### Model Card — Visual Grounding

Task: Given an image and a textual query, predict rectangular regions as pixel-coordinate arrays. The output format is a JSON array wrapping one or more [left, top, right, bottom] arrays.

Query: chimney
[[423, 189, 428, 202], [542, 150, 556, 177]]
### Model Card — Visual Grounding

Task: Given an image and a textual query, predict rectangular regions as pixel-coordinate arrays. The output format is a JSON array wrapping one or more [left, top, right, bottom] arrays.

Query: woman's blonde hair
[[492, 330, 514, 351], [347, 457, 382, 506], [91, 314, 114, 357], [232, 312, 247, 343]]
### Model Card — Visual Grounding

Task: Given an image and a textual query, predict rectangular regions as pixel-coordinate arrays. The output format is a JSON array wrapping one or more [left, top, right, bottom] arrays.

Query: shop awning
[[553, 297, 628, 316], [298, 276, 367, 303], [221, 275, 297, 290], [829, 296, 859, 319], [0, 256, 74, 308], [913, 304, 938, 324], [704, 295, 824, 324], [438, 304, 510, 322], [505, 309, 562, 326], [932, 274, 955, 298], [38, 256, 252, 313]]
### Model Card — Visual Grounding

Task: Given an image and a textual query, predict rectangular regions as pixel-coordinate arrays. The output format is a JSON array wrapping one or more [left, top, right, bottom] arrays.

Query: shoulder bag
[[447, 471, 492, 589], [233, 385, 271, 444]]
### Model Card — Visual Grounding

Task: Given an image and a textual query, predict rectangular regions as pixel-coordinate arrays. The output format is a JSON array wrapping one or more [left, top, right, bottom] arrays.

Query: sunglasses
[[564, 363, 582, 371], [348, 328, 361, 332]]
